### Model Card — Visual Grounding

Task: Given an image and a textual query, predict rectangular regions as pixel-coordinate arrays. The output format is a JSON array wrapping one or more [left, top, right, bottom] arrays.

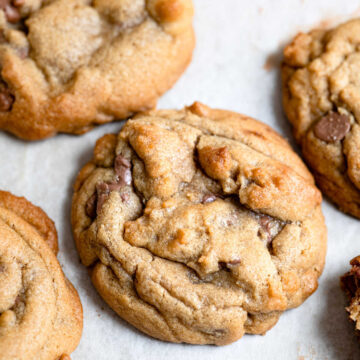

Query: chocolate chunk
[[114, 154, 132, 186], [259, 215, 272, 232], [314, 112, 351, 143], [256, 214, 284, 246], [258, 215, 272, 242], [96, 183, 111, 215], [0, 82, 14, 112], [0, 0, 9, 9], [227, 258, 241, 265], [0, 0, 23, 23], [91, 156, 132, 216], [95, 180, 129, 214], [106, 181, 124, 192], [202, 194, 217, 204], [85, 193, 97, 219], [4, 4, 20, 23]]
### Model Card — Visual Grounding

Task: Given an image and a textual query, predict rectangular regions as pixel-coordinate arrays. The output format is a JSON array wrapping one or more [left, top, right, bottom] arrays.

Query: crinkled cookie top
[[0, 191, 82, 360], [282, 18, 360, 218], [72, 102, 326, 345], [0, 0, 194, 139]]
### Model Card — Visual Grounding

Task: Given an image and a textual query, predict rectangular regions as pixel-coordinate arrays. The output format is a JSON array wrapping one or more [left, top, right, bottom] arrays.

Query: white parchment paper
[[1, 1, 360, 359]]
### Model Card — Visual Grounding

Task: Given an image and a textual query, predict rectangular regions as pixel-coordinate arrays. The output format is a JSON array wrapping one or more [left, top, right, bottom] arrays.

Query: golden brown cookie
[[282, 18, 360, 218], [0, 0, 194, 140], [0, 191, 83, 359], [341, 256, 360, 332], [0, 190, 58, 254], [72, 102, 327, 345]]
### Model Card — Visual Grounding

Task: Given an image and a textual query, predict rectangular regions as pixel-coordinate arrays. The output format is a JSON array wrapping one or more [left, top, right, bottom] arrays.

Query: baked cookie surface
[[341, 256, 360, 332], [282, 18, 360, 218], [72, 102, 327, 345], [0, 0, 194, 140], [0, 191, 83, 360]]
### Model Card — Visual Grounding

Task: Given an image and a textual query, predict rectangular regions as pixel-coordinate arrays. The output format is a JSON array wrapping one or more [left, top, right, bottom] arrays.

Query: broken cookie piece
[[341, 256, 360, 331]]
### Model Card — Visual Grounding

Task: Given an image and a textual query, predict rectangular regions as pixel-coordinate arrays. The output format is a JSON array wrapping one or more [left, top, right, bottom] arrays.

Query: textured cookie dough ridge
[[72, 103, 326, 345]]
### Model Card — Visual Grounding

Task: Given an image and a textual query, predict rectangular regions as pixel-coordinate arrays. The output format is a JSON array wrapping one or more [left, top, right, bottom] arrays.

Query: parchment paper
[[1, 1, 360, 359]]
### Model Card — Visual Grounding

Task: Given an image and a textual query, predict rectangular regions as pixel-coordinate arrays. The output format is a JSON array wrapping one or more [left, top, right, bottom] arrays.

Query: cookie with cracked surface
[[341, 256, 360, 333], [0, 191, 83, 359], [282, 18, 360, 218], [72, 102, 327, 345], [0, 0, 194, 140]]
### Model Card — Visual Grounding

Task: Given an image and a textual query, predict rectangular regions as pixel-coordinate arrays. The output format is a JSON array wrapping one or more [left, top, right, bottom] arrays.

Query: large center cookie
[[282, 18, 360, 218], [0, 0, 194, 140], [72, 102, 327, 345]]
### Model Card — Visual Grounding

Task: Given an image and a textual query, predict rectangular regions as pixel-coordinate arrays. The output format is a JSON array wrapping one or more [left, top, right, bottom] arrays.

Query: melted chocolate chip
[[314, 112, 351, 143], [96, 183, 111, 215], [85, 193, 97, 219], [256, 214, 284, 247], [86, 157, 132, 218], [259, 215, 272, 232], [227, 258, 241, 265], [4, 5, 20, 23], [0, 82, 14, 111], [92, 180, 130, 216], [0, 0, 23, 23], [114, 154, 132, 186], [202, 194, 217, 204]]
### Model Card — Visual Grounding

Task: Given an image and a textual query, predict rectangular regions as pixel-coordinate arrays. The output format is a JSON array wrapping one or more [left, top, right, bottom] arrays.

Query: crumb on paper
[[263, 54, 279, 72]]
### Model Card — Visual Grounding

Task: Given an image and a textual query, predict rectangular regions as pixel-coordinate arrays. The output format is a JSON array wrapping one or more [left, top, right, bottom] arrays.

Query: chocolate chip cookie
[[282, 18, 360, 218], [0, 191, 83, 359], [0, 0, 194, 140], [72, 102, 327, 345], [341, 256, 360, 333]]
